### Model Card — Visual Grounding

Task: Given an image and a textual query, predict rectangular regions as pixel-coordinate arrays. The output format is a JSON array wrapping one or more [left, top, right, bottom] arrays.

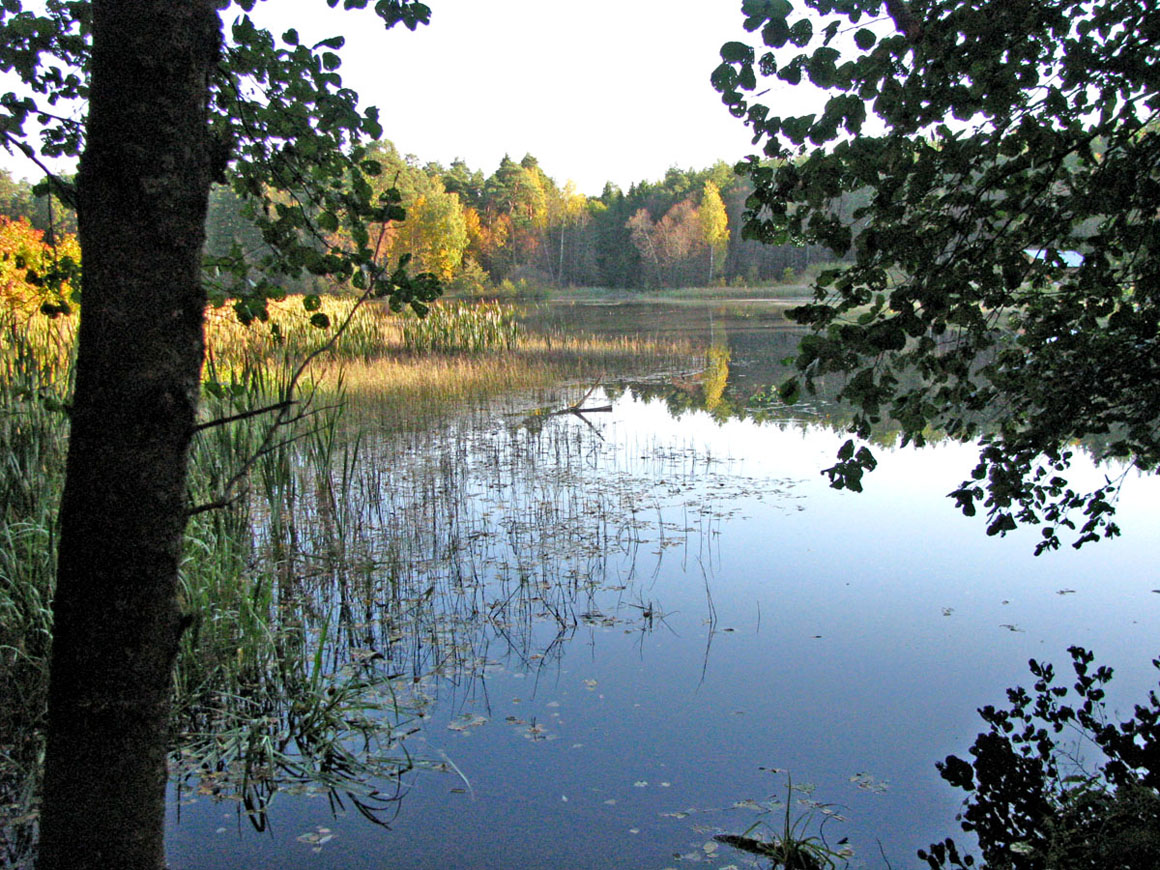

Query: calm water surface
[[166, 302, 1160, 869]]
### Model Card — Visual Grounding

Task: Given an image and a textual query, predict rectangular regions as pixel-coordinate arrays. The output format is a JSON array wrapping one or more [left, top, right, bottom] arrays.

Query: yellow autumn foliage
[[0, 216, 81, 316]]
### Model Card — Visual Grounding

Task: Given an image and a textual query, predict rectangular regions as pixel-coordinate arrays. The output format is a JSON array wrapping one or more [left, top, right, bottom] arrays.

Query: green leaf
[[762, 17, 789, 48], [720, 41, 753, 63], [779, 377, 800, 405], [309, 312, 331, 329], [303, 294, 322, 312], [788, 18, 812, 47], [854, 28, 875, 50]]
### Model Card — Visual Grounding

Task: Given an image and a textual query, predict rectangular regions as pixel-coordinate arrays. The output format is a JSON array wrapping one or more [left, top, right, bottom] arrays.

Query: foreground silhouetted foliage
[[922, 646, 1160, 869]]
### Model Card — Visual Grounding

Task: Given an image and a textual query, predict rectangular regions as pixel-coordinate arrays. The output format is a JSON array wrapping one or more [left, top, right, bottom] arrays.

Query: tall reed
[[400, 300, 521, 353], [0, 313, 72, 867], [0, 291, 705, 841]]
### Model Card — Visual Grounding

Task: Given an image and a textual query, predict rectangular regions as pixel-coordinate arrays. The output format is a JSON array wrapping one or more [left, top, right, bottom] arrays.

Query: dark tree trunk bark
[[37, 4, 220, 869]]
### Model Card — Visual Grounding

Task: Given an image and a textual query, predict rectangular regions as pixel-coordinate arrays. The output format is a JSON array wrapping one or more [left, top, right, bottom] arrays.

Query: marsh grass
[[0, 292, 706, 841], [176, 296, 698, 819], [400, 300, 520, 353], [334, 330, 698, 429], [714, 775, 854, 870], [202, 294, 700, 429], [0, 313, 72, 867]]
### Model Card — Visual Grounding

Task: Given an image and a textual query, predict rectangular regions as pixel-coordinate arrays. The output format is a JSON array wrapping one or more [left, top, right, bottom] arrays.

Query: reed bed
[[203, 296, 522, 365], [203, 294, 699, 429], [0, 292, 706, 847], [0, 313, 73, 867], [400, 300, 520, 353], [332, 332, 697, 429]]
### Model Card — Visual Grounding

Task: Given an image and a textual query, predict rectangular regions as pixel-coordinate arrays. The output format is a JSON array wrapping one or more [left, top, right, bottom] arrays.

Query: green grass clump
[[400, 300, 521, 354], [0, 313, 73, 867]]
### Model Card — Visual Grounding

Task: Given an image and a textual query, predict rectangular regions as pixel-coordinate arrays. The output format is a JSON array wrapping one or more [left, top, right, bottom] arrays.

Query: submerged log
[[514, 383, 611, 431]]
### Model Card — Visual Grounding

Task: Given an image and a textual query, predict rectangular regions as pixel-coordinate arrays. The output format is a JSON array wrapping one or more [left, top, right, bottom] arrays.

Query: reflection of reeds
[[0, 295, 710, 839], [205, 294, 699, 429], [335, 331, 698, 431]]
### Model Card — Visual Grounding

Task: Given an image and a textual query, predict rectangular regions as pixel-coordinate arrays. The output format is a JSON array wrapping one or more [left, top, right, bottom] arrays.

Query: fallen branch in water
[[512, 383, 612, 437]]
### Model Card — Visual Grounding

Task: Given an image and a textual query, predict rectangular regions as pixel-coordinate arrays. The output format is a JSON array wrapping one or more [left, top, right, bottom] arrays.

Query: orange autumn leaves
[[0, 216, 80, 316]]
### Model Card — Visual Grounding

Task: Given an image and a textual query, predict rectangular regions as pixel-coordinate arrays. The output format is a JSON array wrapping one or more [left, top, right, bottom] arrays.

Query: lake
[[164, 300, 1160, 870]]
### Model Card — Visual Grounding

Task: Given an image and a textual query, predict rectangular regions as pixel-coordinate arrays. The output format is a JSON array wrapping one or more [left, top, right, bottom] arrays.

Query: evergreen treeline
[[2, 142, 860, 292]]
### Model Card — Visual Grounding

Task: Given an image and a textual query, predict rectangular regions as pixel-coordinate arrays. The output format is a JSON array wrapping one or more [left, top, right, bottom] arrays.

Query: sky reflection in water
[[167, 388, 1160, 870]]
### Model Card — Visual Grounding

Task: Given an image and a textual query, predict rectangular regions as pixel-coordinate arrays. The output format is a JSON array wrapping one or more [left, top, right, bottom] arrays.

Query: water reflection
[[167, 370, 1160, 869], [170, 382, 800, 834]]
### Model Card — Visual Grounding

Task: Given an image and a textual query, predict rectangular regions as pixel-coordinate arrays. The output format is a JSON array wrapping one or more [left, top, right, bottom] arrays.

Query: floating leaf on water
[[634, 780, 649, 788], [629, 828, 640, 834], [604, 799, 618, 805], [447, 713, 488, 732], [850, 771, 889, 793], [297, 826, 335, 847], [731, 799, 764, 811]]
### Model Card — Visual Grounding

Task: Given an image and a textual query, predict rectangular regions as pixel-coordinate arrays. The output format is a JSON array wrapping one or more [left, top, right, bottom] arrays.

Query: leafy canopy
[[715, 0, 1160, 552], [0, 0, 442, 324]]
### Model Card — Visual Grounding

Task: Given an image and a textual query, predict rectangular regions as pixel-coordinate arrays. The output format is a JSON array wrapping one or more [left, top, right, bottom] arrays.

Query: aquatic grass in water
[[0, 293, 709, 853], [399, 300, 521, 354], [175, 361, 426, 824], [714, 774, 855, 869], [0, 313, 73, 868], [204, 294, 701, 429], [205, 296, 521, 365]]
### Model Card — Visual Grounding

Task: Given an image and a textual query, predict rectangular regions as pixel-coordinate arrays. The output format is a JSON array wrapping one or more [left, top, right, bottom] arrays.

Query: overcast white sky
[[1, 0, 790, 196], [257, 0, 768, 195]]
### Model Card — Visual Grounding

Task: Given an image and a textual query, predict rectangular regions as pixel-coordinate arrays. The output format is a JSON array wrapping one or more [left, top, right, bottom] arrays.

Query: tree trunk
[[37, 4, 220, 869]]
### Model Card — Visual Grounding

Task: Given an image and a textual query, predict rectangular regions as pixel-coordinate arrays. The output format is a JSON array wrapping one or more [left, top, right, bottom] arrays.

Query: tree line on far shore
[[0, 142, 858, 300]]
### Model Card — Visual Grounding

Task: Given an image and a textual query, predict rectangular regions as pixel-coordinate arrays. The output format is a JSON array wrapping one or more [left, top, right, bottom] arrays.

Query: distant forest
[[0, 141, 861, 294]]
